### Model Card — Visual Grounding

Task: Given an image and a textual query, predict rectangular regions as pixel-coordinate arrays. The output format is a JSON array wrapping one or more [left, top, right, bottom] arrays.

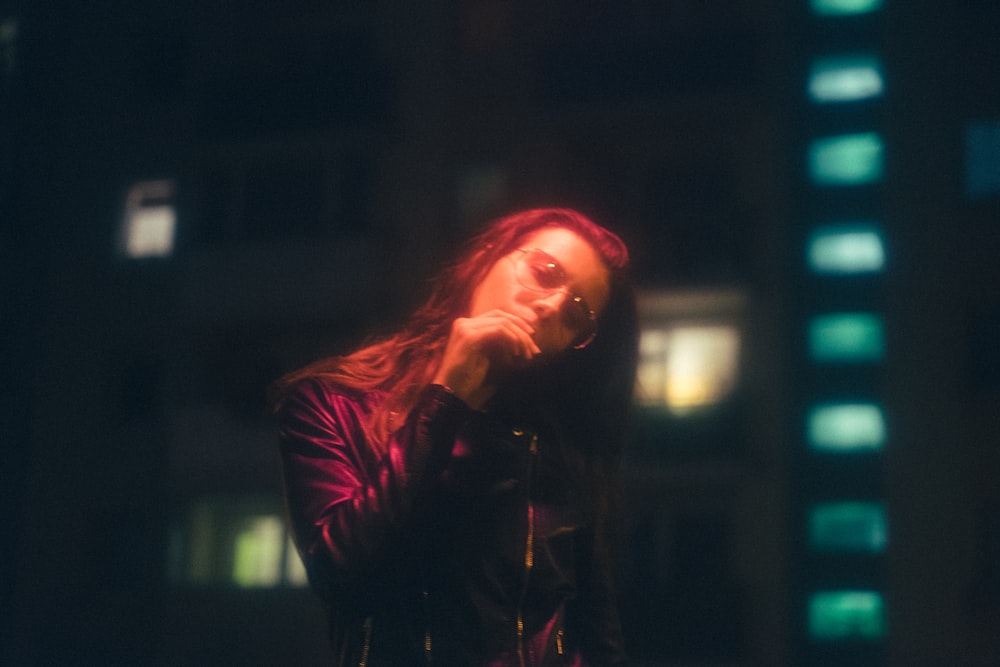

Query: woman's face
[[469, 227, 611, 355]]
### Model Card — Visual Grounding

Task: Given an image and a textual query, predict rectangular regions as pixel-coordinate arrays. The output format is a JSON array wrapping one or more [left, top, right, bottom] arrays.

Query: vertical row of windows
[[797, 2, 888, 663]]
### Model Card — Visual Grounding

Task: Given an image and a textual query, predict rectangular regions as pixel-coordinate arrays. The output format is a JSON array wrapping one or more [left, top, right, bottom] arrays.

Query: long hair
[[272, 208, 639, 465]]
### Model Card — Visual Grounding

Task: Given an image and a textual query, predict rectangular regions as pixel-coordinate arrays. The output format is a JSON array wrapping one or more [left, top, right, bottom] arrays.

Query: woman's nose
[[532, 290, 568, 319]]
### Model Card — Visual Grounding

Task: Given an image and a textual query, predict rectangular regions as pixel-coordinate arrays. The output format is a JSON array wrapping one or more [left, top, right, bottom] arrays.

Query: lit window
[[808, 403, 886, 452], [808, 55, 884, 103], [810, 0, 883, 16], [637, 325, 740, 415], [171, 496, 306, 588], [121, 179, 176, 258], [809, 132, 884, 186], [809, 312, 885, 363], [809, 501, 888, 553], [808, 590, 886, 641], [232, 515, 285, 588], [808, 223, 885, 274], [965, 120, 1000, 198], [635, 290, 745, 416]]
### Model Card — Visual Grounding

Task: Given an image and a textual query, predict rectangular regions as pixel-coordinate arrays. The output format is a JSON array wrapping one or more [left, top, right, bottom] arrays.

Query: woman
[[273, 208, 639, 666]]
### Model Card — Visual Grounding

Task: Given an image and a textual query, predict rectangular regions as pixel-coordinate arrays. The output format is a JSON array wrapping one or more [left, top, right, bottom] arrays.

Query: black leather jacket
[[278, 380, 627, 666]]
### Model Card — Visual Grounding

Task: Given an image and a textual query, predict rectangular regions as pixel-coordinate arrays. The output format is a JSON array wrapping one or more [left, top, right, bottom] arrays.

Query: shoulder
[[284, 377, 372, 405], [278, 378, 384, 431]]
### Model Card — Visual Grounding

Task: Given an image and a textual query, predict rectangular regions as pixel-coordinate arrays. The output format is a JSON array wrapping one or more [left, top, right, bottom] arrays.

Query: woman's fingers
[[432, 311, 542, 408], [456, 311, 540, 359]]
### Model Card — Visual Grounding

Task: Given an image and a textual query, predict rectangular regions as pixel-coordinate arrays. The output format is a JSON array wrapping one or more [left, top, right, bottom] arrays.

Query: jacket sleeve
[[277, 380, 472, 602]]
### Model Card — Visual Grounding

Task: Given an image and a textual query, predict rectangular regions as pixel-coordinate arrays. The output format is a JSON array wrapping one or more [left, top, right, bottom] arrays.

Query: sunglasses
[[508, 248, 598, 349]]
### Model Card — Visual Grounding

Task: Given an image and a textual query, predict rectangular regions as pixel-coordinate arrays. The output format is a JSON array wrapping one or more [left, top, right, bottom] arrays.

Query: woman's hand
[[431, 309, 541, 409]]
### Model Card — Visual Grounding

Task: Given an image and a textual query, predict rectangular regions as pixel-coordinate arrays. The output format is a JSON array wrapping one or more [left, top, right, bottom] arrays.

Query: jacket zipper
[[359, 616, 373, 667], [516, 431, 539, 667], [423, 590, 433, 664]]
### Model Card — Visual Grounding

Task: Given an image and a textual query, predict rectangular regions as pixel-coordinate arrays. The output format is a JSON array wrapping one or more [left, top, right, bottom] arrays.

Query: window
[[810, 0, 883, 16], [807, 403, 886, 453], [634, 290, 744, 416], [808, 133, 884, 186], [170, 496, 307, 588], [638, 325, 741, 415], [965, 119, 1000, 198], [808, 312, 885, 363], [120, 179, 177, 258], [808, 590, 886, 641], [808, 223, 885, 274], [808, 55, 884, 104], [809, 501, 888, 553]]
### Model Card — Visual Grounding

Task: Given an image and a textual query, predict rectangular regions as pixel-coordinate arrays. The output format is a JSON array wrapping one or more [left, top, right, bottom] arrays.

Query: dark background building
[[3, 1, 999, 665]]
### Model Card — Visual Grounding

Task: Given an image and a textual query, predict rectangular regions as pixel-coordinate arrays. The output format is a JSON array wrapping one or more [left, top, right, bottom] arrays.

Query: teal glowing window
[[965, 120, 1000, 198], [808, 224, 885, 274], [809, 313, 885, 362], [809, 502, 888, 553], [809, 133, 884, 186], [810, 0, 883, 16], [808, 591, 886, 641], [808, 55, 884, 103], [808, 403, 886, 452]]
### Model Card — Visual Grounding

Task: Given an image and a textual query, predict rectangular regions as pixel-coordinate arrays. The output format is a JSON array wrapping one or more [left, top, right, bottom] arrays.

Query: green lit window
[[170, 496, 307, 588], [810, 0, 883, 16], [808, 403, 886, 452], [808, 591, 886, 641], [809, 132, 884, 186], [809, 313, 885, 362], [809, 501, 888, 553], [808, 55, 884, 103], [808, 224, 885, 274], [231, 515, 286, 587]]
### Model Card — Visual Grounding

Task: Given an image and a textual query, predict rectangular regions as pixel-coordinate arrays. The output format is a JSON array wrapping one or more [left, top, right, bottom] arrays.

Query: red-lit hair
[[272, 208, 637, 458]]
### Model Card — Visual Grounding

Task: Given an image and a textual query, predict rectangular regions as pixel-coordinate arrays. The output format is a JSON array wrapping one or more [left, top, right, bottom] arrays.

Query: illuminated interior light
[[808, 403, 886, 452], [810, 0, 883, 16], [636, 325, 740, 415], [808, 55, 884, 103], [809, 312, 885, 362], [121, 179, 176, 258], [232, 515, 285, 588], [808, 132, 884, 186], [809, 501, 888, 553], [808, 224, 885, 274], [808, 590, 886, 641]]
